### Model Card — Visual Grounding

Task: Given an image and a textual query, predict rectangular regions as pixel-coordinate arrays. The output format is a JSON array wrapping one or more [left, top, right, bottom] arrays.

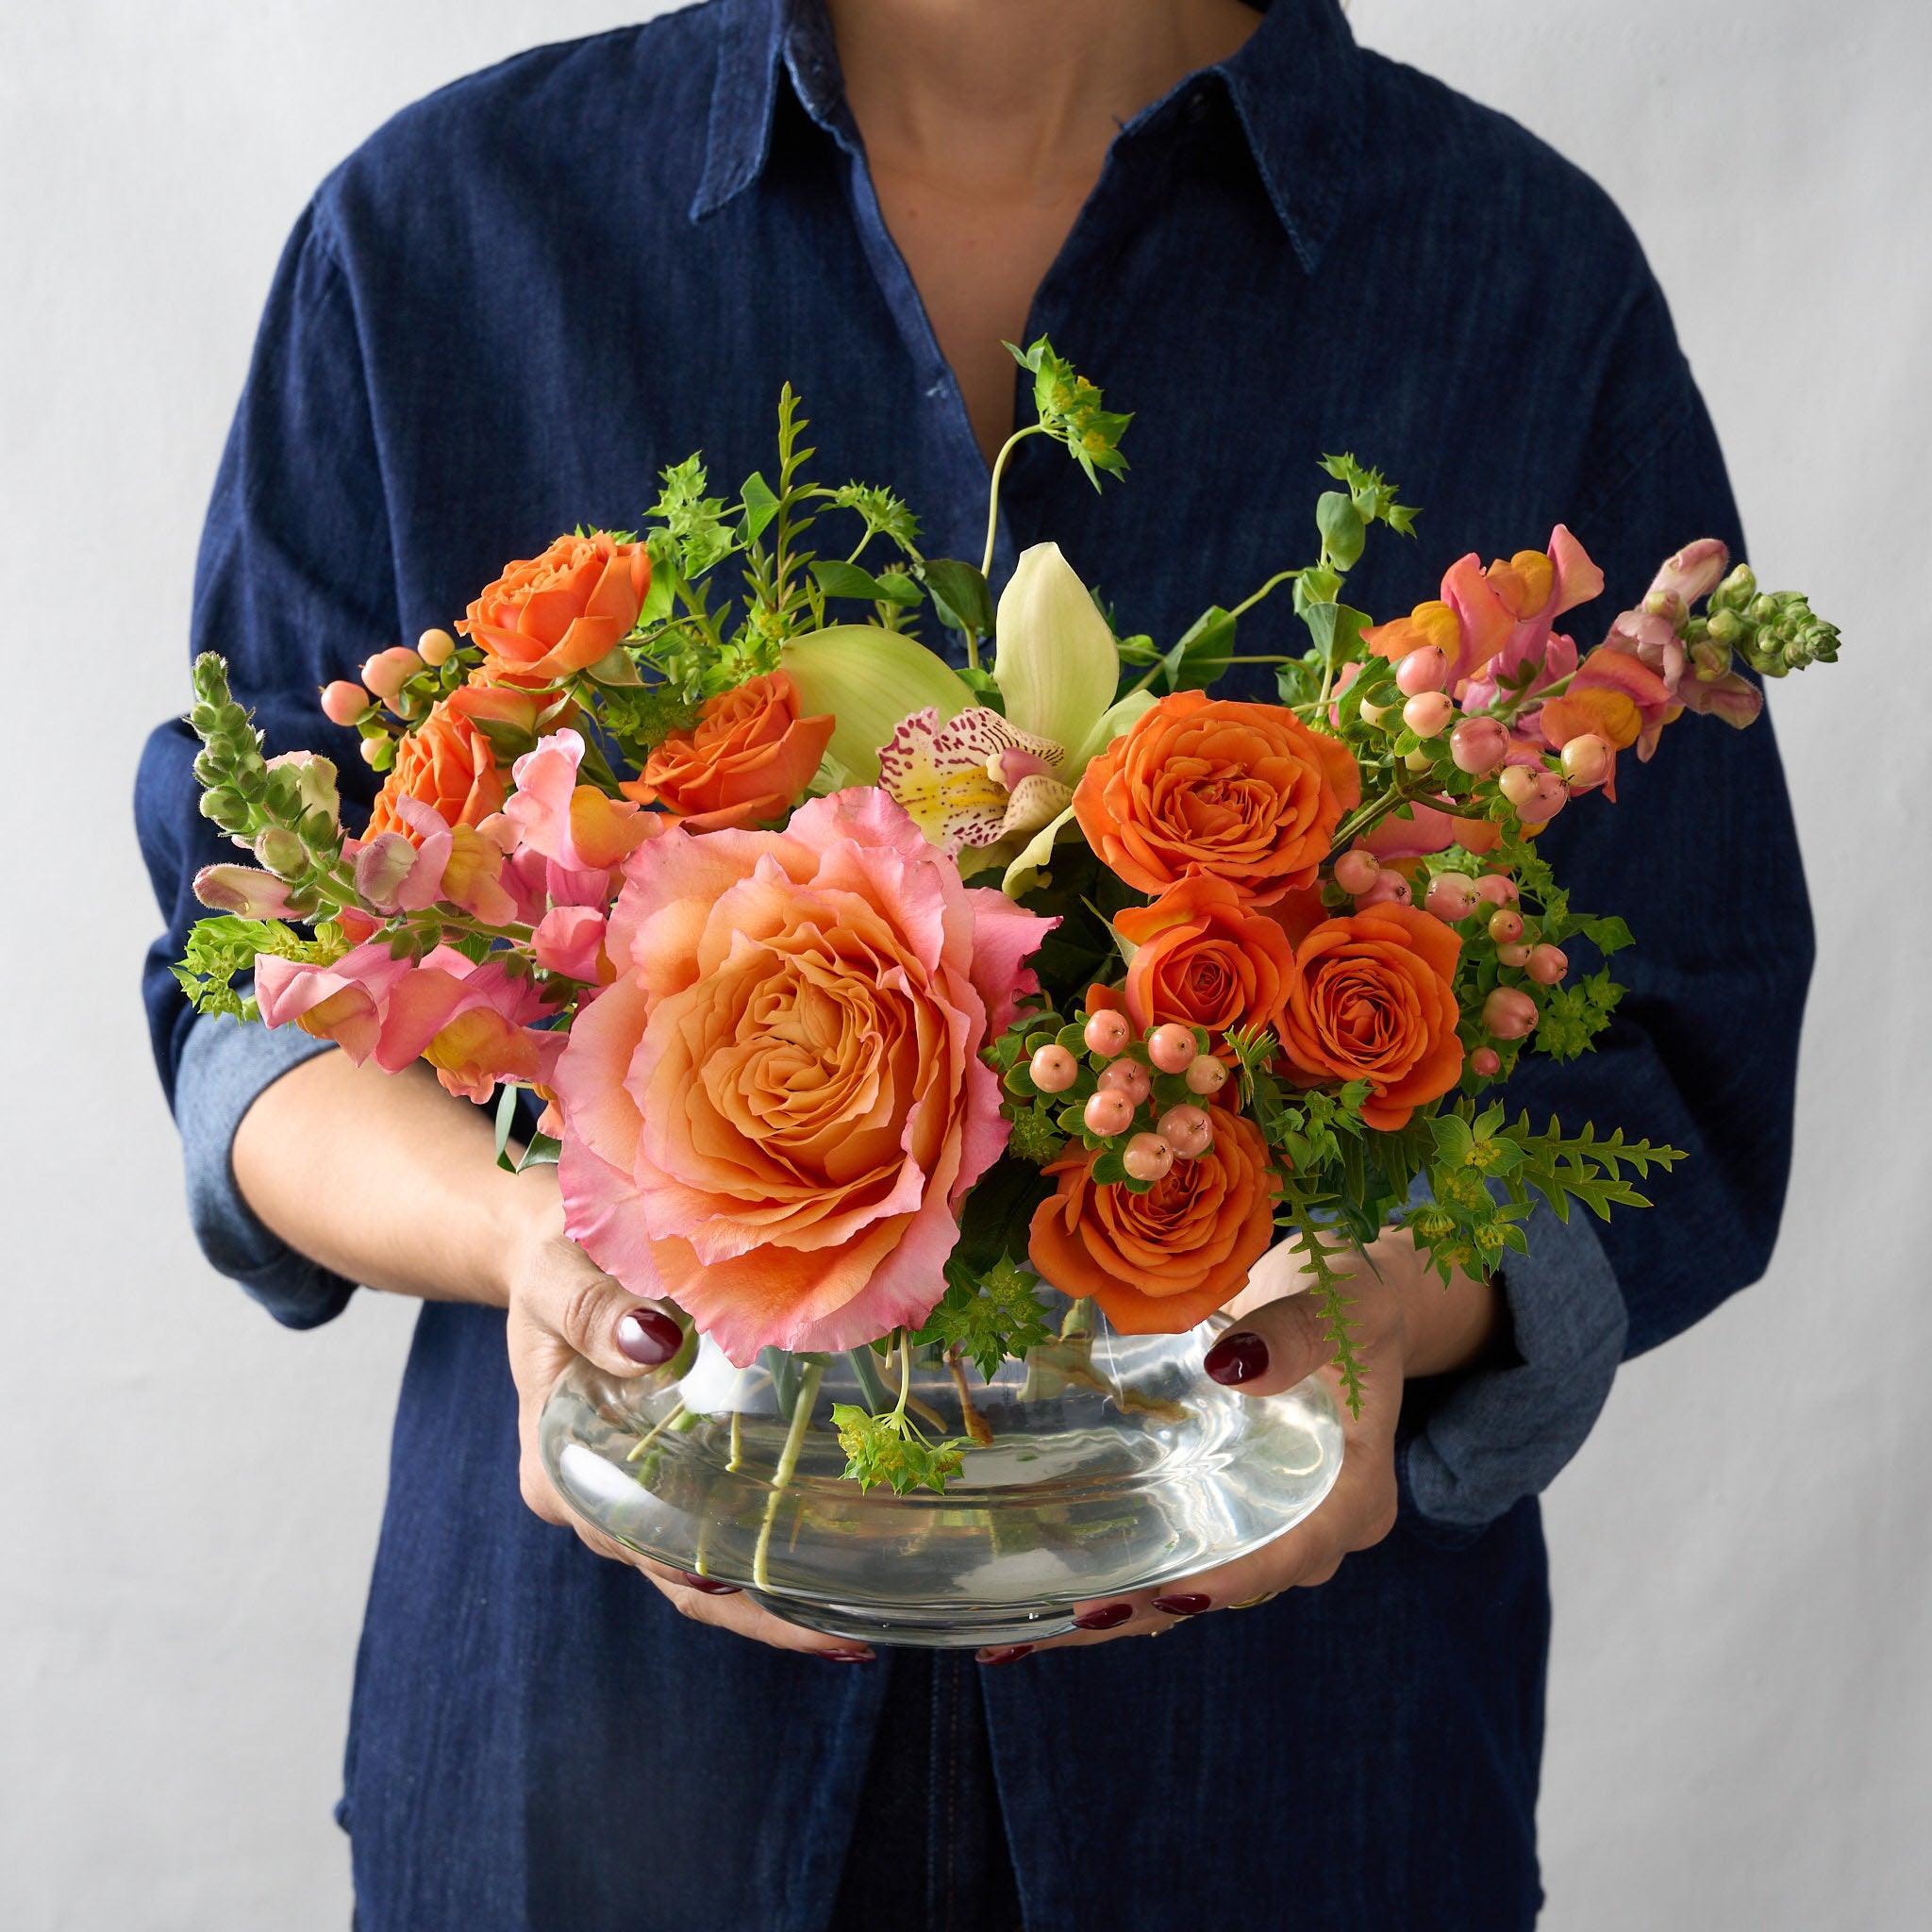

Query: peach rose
[[457, 530, 650, 683], [1111, 874, 1298, 1048], [367, 685, 523, 841], [624, 670, 834, 830], [552, 789, 1054, 1362], [1072, 689, 1360, 903], [1279, 903, 1464, 1130], [1027, 1107, 1280, 1333]]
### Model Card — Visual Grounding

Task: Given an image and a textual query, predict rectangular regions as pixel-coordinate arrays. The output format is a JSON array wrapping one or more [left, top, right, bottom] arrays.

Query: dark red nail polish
[[1152, 1593, 1211, 1616], [677, 1571, 740, 1595], [615, 1307, 682, 1366], [1073, 1602, 1134, 1631], [1204, 1329, 1269, 1385], [820, 1647, 874, 1662], [978, 1644, 1035, 1666]]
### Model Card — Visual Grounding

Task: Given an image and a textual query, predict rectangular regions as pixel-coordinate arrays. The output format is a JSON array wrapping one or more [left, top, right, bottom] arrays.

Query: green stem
[[725, 1407, 744, 1474], [753, 1359, 824, 1591], [1224, 569, 1303, 623], [978, 423, 1049, 595], [625, 1400, 687, 1463], [892, 1330, 913, 1426]]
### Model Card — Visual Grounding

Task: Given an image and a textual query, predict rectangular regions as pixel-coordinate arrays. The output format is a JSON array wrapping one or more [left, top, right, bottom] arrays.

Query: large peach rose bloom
[[1027, 1107, 1279, 1333], [554, 789, 1053, 1361], [1072, 689, 1360, 903]]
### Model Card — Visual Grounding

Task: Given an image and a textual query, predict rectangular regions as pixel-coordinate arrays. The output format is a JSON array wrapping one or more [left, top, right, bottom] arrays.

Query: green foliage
[[172, 915, 343, 1022], [830, 1404, 969, 1496], [1533, 968, 1624, 1061], [829, 481, 921, 557], [916, 1256, 1056, 1385], [1008, 337, 1132, 489], [922, 558, 995, 641], [591, 681, 702, 769]]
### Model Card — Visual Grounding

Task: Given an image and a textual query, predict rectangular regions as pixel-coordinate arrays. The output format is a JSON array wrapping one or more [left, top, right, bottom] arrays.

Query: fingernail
[[819, 1646, 874, 1662], [615, 1307, 682, 1366], [1151, 1593, 1211, 1616], [677, 1571, 739, 1595], [1072, 1602, 1134, 1631], [977, 1643, 1035, 1666], [1204, 1329, 1269, 1385]]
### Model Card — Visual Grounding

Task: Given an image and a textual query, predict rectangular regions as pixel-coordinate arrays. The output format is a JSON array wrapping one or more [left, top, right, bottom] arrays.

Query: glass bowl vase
[[541, 1291, 1342, 1649]]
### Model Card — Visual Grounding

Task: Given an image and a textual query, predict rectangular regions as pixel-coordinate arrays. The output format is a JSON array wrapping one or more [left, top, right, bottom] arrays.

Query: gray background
[[4, 2, 1928, 1925]]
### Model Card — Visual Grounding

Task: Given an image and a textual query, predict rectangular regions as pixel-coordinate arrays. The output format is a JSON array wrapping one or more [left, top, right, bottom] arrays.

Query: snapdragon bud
[[254, 825, 307, 879]]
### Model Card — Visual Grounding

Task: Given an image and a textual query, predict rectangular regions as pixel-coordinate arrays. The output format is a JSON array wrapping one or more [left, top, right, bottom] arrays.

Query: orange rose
[[368, 685, 521, 841], [1072, 689, 1360, 903], [457, 530, 650, 683], [623, 670, 835, 830], [1028, 1107, 1280, 1332], [1278, 903, 1464, 1130], [1111, 874, 1298, 1047]]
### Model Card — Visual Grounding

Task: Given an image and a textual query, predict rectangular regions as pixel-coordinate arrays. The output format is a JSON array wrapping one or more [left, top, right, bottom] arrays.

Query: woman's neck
[[825, 0, 1262, 464]]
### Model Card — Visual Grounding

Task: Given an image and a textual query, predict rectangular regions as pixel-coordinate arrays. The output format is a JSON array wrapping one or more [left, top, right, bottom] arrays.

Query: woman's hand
[[498, 1169, 880, 1661], [976, 1231, 1503, 1662]]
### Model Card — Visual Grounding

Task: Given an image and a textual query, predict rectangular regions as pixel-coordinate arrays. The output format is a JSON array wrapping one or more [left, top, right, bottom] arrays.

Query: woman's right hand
[[498, 1166, 877, 1661]]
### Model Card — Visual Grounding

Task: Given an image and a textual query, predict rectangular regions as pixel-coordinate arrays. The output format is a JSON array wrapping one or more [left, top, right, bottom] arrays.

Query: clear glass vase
[[541, 1291, 1342, 1648]]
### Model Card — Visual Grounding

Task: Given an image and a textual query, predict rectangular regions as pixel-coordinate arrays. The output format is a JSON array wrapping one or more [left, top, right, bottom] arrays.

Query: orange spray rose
[[457, 530, 651, 683], [1111, 874, 1298, 1047], [1028, 1106, 1280, 1332], [1278, 902, 1465, 1130], [1072, 690, 1360, 903], [366, 684, 533, 841], [624, 670, 835, 830]]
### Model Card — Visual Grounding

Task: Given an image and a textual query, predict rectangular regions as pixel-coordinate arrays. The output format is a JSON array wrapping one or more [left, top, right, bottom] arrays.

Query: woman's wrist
[[1393, 1239, 1505, 1379]]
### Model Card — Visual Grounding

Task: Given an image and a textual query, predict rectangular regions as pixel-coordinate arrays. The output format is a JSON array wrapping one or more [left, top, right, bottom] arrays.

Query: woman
[[137, 1, 1811, 1925]]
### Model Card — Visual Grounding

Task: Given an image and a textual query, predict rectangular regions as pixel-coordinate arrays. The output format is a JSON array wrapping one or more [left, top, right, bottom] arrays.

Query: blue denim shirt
[[137, 3, 1811, 1924]]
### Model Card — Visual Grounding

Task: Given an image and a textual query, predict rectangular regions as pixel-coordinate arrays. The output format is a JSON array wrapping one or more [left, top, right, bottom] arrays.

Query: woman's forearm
[[231, 1048, 545, 1307]]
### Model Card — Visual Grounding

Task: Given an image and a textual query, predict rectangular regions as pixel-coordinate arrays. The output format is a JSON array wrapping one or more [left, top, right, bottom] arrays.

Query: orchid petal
[[992, 543, 1120, 752], [779, 625, 974, 784], [1071, 689, 1157, 771], [1000, 803, 1078, 899]]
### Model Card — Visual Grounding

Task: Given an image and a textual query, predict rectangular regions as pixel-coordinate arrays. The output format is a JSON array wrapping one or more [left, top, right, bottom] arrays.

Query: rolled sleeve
[[177, 1009, 358, 1330], [1403, 1202, 1627, 1530]]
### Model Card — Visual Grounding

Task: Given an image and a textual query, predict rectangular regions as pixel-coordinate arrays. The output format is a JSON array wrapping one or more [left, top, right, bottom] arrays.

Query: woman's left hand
[[981, 1231, 1502, 1661]]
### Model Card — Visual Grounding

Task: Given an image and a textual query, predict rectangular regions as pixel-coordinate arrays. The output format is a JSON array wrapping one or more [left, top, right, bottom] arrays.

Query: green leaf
[[1533, 969, 1624, 1061], [830, 1405, 971, 1495], [1161, 606, 1236, 691], [583, 644, 643, 687], [1317, 491, 1366, 572], [811, 558, 924, 608], [1301, 602, 1370, 668], [739, 471, 779, 543], [923, 558, 995, 638], [914, 1255, 1056, 1384]]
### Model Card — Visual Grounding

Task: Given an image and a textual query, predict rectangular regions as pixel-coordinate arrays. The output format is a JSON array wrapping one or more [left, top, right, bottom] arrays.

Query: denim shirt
[[136, 3, 1810, 1925]]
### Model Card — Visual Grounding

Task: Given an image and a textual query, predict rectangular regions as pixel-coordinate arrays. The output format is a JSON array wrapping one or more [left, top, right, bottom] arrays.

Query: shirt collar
[[691, 0, 1363, 274]]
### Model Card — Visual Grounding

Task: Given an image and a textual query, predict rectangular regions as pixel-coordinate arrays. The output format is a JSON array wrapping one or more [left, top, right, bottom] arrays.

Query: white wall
[[2, 3, 1925, 1926]]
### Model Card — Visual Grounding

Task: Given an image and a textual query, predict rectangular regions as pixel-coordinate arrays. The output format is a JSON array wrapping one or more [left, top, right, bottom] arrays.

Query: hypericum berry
[[1560, 733, 1613, 791], [1497, 941, 1531, 968], [358, 737, 384, 768], [1395, 645, 1449, 695], [1499, 765, 1542, 813], [360, 646, 422, 701], [1520, 772, 1569, 824], [1357, 697, 1393, 726], [1084, 1009, 1132, 1058], [320, 679, 368, 727], [1084, 1090, 1135, 1137], [1030, 1044, 1078, 1093], [1404, 748, 1435, 773], [1450, 715, 1508, 774], [1474, 874, 1519, 908], [1488, 908, 1524, 943], [1482, 987, 1538, 1041], [1185, 1054, 1229, 1096], [1098, 1058, 1152, 1106], [1357, 869, 1411, 908], [1424, 873, 1480, 922], [1158, 1105, 1214, 1158], [1403, 691, 1455, 738], [1470, 1047, 1503, 1078], [1124, 1132, 1175, 1182], [1526, 943, 1570, 986], [1147, 1024, 1198, 1074], [417, 626, 458, 667], [1333, 849, 1380, 895]]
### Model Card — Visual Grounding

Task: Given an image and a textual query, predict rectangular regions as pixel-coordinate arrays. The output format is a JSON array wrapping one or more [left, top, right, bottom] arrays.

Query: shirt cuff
[[176, 1009, 358, 1329], [1401, 1200, 1628, 1530]]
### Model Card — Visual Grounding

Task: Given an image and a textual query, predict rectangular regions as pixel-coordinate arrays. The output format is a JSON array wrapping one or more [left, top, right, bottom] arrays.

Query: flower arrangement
[[176, 340, 1839, 1495]]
